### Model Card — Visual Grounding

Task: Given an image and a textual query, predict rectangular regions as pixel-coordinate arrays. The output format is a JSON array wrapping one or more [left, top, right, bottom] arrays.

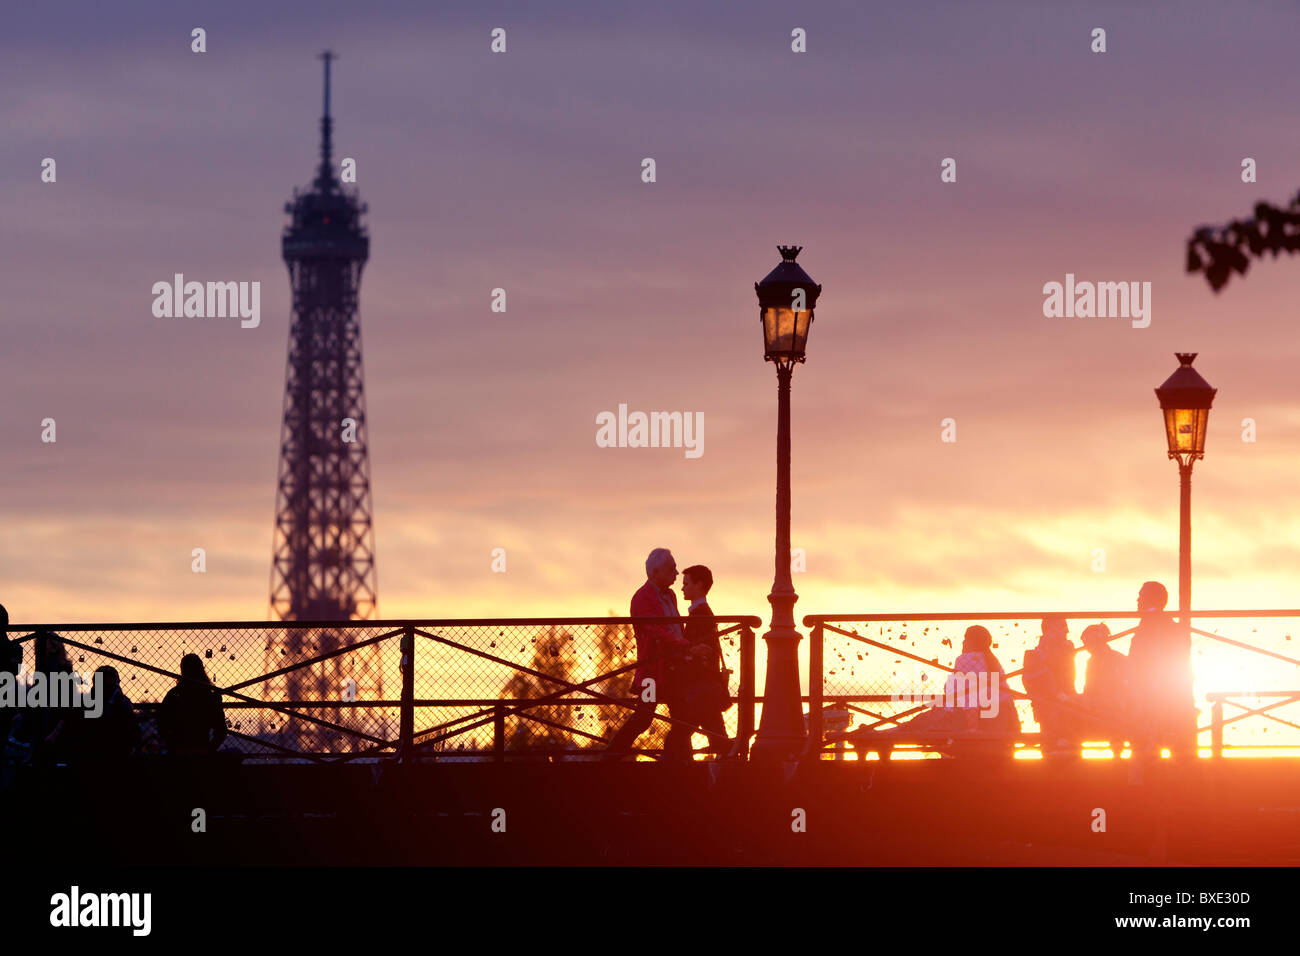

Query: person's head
[[0, 603, 8, 631], [41, 630, 71, 670], [962, 625, 1003, 674], [1041, 615, 1068, 643], [962, 625, 992, 654], [1081, 623, 1111, 650], [681, 565, 713, 602], [95, 665, 121, 698], [179, 653, 211, 688], [645, 548, 677, 590], [1138, 581, 1168, 614]]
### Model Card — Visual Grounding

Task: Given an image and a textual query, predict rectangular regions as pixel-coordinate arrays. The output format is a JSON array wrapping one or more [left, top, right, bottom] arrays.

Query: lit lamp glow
[[1154, 352, 1216, 620]]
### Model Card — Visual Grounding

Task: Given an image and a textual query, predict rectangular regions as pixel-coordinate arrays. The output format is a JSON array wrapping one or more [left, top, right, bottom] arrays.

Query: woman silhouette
[[158, 653, 227, 756]]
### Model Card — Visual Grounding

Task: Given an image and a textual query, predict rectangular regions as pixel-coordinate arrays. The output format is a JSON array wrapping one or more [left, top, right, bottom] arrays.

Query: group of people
[[604, 549, 733, 762], [601, 555, 1200, 763], [1021, 581, 1196, 759], [4, 575, 1200, 764], [849, 581, 1197, 760], [1, 603, 229, 766]]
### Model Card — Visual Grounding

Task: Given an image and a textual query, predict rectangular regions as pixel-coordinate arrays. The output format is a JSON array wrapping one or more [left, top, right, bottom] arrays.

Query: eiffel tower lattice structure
[[264, 51, 384, 753]]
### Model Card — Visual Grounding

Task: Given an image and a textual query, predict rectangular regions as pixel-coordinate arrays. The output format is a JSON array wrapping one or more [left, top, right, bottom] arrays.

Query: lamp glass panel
[[1164, 407, 1205, 455], [1193, 407, 1209, 455], [795, 309, 812, 351], [762, 306, 811, 358], [763, 306, 780, 352]]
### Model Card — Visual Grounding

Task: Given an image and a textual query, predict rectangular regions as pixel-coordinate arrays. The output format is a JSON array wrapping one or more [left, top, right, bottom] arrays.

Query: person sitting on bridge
[[844, 625, 1020, 757], [1077, 623, 1132, 748], [1023, 615, 1081, 756], [34, 631, 82, 765], [158, 654, 228, 756], [0, 604, 22, 749], [73, 666, 140, 760]]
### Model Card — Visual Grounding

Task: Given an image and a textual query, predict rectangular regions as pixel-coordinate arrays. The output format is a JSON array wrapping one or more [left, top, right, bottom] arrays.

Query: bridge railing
[[802, 611, 1300, 760], [2, 616, 761, 762]]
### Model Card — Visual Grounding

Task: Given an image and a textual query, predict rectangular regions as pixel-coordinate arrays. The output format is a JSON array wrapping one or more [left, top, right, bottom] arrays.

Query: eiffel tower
[[265, 52, 382, 750]]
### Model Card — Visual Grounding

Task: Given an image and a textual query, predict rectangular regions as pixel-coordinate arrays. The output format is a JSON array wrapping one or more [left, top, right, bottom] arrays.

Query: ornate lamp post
[[1154, 353, 1216, 620], [751, 246, 822, 763]]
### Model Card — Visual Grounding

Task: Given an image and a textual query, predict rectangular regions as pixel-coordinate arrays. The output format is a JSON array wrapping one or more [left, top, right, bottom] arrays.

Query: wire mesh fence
[[804, 610, 1300, 759], [1, 616, 760, 762], [9, 609, 1294, 764], [405, 618, 757, 759]]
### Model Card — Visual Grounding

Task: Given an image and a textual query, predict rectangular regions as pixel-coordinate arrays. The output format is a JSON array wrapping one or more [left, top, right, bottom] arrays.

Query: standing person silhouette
[[662, 565, 730, 761], [604, 549, 689, 760], [1128, 581, 1196, 761]]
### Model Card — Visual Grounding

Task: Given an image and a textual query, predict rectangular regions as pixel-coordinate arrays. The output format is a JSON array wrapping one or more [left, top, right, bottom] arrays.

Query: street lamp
[[751, 245, 822, 763], [1154, 353, 1216, 619]]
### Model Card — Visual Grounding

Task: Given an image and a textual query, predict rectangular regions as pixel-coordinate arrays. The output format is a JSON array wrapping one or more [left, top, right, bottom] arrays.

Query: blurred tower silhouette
[[266, 52, 382, 742]]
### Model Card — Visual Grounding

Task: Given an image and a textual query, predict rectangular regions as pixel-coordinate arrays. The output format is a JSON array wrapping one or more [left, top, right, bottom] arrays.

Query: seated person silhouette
[[73, 666, 140, 760], [1022, 615, 1081, 756], [34, 631, 83, 765], [1077, 623, 1132, 748], [844, 625, 1020, 758], [158, 654, 228, 756], [0, 604, 22, 747]]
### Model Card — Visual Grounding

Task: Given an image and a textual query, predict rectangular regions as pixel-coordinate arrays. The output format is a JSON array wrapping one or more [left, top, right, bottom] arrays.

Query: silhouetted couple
[[1025, 615, 1129, 754], [605, 549, 731, 761]]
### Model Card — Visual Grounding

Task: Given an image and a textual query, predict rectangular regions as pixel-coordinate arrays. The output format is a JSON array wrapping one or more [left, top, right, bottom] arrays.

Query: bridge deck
[[11, 757, 1299, 866]]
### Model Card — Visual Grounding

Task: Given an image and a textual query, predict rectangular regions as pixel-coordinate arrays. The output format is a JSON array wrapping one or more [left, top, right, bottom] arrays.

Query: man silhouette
[[1128, 581, 1196, 760], [604, 548, 688, 759]]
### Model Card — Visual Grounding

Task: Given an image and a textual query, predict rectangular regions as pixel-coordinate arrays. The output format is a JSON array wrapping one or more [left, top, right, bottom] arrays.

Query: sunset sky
[[5, 0, 1300, 636]]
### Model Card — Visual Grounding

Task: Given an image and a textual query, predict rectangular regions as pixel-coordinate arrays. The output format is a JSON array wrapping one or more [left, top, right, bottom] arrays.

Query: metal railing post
[[494, 702, 506, 762], [397, 625, 414, 763], [738, 625, 756, 759], [1211, 699, 1223, 758], [804, 622, 824, 761]]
